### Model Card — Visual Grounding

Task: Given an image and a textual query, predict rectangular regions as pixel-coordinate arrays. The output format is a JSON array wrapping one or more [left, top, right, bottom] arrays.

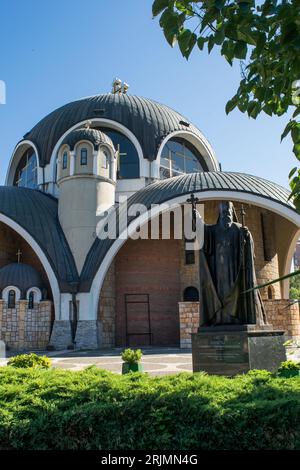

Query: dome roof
[[61, 127, 115, 151], [23, 93, 215, 166], [0, 263, 43, 294]]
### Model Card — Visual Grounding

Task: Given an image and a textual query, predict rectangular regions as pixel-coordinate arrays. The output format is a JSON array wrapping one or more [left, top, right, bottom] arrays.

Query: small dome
[[0, 263, 44, 295], [61, 127, 114, 151]]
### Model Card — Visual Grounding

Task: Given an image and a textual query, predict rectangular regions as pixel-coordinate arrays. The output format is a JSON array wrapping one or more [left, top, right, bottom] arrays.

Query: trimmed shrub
[[0, 366, 300, 450], [7, 353, 51, 369], [278, 360, 300, 372], [121, 348, 143, 364]]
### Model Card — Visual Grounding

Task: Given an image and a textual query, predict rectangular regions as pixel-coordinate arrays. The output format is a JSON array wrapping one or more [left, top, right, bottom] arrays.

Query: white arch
[[0, 214, 61, 317], [47, 118, 146, 183], [88, 190, 300, 319], [282, 228, 300, 298], [156, 130, 219, 174], [5, 140, 40, 186], [2, 286, 21, 303], [26, 287, 42, 303]]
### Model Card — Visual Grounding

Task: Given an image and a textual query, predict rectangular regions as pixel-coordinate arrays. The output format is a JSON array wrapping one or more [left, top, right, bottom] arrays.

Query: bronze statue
[[199, 201, 266, 326]]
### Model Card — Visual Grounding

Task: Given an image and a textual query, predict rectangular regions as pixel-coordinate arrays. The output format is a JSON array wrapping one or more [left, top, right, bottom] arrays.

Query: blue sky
[[0, 0, 295, 187]]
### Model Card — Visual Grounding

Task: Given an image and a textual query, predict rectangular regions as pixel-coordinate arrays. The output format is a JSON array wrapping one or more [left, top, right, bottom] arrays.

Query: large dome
[[23, 93, 214, 166]]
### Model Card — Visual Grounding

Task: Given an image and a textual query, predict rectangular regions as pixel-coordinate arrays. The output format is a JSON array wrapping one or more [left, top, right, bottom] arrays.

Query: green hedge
[[0, 367, 300, 450]]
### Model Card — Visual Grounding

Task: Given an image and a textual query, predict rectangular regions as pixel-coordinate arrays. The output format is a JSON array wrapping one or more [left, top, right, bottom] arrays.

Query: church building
[[1, 80, 300, 351]]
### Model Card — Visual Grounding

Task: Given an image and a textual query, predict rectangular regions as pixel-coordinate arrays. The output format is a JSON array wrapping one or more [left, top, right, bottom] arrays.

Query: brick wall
[[98, 262, 116, 348], [0, 300, 52, 350], [178, 300, 300, 348], [264, 300, 300, 338], [115, 237, 181, 347]]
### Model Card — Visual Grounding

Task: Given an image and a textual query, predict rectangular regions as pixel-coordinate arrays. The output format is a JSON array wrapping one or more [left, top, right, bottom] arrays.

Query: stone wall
[[0, 300, 52, 350], [179, 300, 300, 348], [179, 302, 200, 348]]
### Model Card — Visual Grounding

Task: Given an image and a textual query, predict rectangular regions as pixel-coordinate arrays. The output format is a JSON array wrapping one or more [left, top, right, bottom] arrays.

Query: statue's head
[[218, 201, 234, 228]]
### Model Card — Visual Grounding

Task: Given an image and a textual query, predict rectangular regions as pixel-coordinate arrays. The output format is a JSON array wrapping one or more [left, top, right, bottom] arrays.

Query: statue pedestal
[[191, 325, 286, 376]]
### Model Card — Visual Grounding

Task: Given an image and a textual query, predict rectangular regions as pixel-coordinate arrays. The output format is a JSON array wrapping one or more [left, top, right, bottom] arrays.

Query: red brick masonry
[[179, 300, 300, 348]]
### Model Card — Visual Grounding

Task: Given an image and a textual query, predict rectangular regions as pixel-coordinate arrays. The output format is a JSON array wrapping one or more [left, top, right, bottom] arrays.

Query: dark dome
[[0, 263, 44, 296], [61, 127, 114, 151], [23, 93, 212, 166]]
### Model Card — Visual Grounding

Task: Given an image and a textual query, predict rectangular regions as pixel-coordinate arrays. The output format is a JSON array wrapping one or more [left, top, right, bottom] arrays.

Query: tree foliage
[[152, 0, 300, 209]]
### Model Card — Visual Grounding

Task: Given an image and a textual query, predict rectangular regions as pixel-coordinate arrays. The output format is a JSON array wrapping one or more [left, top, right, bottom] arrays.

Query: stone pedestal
[[49, 320, 73, 350], [74, 320, 100, 350], [192, 325, 286, 375]]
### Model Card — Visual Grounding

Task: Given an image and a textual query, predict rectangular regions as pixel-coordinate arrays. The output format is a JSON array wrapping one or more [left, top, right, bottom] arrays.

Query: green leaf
[[178, 29, 196, 58], [292, 125, 300, 144], [289, 167, 298, 179], [152, 0, 170, 17], [293, 143, 300, 160], [225, 95, 239, 114], [281, 120, 295, 141], [234, 41, 248, 59], [208, 35, 215, 54], [197, 37, 207, 51]]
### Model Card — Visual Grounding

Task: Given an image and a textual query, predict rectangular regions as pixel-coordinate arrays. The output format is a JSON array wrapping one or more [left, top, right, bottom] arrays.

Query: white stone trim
[[26, 287, 42, 303], [0, 214, 61, 318], [5, 140, 40, 186], [156, 130, 219, 173], [88, 189, 300, 319], [282, 228, 300, 298], [2, 286, 21, 303], [69, 151, 75, 176]]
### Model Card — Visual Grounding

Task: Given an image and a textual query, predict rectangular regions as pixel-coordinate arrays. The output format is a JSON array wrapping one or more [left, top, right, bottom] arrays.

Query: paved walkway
[[1, 346, 299, 376], [2, 348, 193, 376]]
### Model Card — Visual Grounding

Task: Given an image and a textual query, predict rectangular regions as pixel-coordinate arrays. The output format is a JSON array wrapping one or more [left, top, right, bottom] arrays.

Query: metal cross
[[16, 249, 22, 263], [187, 193, 199, 233]]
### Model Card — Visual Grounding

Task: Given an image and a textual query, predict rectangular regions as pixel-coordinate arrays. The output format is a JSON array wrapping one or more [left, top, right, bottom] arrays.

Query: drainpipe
[[69, 282, 79, 348]]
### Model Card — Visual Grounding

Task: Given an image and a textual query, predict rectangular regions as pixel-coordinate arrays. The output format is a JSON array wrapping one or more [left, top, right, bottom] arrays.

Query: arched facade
[[1, 91, 299, 351]]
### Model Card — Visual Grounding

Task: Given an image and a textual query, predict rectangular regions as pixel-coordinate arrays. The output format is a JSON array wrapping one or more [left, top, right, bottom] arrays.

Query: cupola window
[[62, 152, 68, 170], [98, 128, 139, 179], [28, 291, 34, 309], [160, 138, 204, 179], [13, 149, 38, 189], [80, 148, 88, 166], [8, 290, 16, 309]]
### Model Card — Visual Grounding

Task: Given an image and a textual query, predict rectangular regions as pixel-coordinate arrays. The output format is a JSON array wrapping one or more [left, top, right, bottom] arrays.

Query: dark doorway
[[125, 294, 151, 346]]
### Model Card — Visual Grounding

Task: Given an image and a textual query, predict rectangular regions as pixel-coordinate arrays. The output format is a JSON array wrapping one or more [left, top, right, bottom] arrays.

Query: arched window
[[268, 285, 275, 300], [102, 150, 109, 169], [160, 138, 205, 179], [28, 291, 34, 309], [13, 149, 38, 189], [98, 128, 139, 179], [183, 286, 199, 302], [8, 290, 16, 309], [80, 148, 88, 165], [62, 152, 68, 170]]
